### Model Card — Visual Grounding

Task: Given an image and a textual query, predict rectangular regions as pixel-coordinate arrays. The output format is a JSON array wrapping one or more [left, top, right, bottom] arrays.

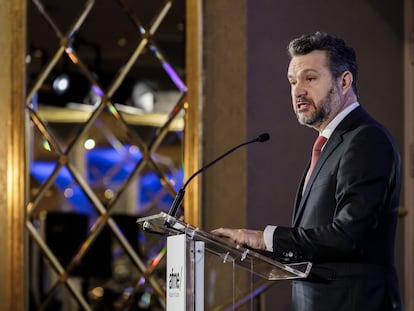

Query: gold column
[[201, 0, 247, 231], [184, 0, 202, 226], [0, 0, 27, 310], [184, 1, 248, 231], [188, 1, 248, 308]]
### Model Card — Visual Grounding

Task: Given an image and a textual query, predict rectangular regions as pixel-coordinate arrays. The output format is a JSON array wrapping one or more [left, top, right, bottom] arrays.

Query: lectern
[[137, 212, 312, 311]]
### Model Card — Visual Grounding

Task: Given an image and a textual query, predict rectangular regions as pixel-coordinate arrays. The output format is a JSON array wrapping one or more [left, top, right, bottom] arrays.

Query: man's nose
[[293, 82, 307, 98]]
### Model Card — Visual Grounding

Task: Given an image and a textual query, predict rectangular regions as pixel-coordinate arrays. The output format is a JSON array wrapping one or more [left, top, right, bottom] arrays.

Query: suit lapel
[[292, 106, 366, 226], [293, 135, 342, 225], [292, 163, 309, 225]]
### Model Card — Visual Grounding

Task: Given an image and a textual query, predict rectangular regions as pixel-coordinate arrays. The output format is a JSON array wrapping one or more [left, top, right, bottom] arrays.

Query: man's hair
[[288, 32, 359, 96]]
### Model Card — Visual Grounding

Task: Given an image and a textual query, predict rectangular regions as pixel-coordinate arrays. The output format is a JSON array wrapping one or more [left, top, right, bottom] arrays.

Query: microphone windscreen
[[257, 133, 270, 142]]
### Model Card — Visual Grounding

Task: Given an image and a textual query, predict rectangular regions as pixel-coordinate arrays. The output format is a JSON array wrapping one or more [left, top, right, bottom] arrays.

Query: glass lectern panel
[[137, 212, 312, 281]]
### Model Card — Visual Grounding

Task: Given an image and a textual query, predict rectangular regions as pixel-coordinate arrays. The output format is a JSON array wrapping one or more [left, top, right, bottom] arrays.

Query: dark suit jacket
[[272, 107, 403, 310]]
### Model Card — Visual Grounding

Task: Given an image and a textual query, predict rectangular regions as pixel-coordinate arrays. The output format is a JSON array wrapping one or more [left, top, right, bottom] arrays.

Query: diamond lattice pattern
[[26, 1, 186, 309]]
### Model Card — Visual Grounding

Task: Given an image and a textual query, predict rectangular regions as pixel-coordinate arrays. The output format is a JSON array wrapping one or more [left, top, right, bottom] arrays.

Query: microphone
[[166, 132, 270, 220]]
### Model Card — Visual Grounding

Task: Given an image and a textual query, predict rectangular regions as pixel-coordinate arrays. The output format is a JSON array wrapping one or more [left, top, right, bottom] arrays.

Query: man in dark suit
[[212, 32, 403, 310]]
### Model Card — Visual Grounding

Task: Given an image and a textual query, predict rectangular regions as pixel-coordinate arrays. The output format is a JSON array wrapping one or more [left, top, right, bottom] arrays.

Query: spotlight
[[52, 73, 70, 95]]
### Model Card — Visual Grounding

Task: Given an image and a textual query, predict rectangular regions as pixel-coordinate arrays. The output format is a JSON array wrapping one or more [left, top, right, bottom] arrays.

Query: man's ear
[[340, 71, 353, 95]]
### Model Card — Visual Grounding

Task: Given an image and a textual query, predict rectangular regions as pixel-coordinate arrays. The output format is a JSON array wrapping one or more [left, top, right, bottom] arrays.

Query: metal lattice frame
[[26, 1, 186, 309]]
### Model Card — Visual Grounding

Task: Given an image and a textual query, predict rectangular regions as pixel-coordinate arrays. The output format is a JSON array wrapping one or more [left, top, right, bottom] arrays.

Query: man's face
[[287, 50, 341, 131]]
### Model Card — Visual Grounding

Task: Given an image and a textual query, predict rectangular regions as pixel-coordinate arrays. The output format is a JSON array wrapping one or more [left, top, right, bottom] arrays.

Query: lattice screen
[[26, 1, 186, 309]]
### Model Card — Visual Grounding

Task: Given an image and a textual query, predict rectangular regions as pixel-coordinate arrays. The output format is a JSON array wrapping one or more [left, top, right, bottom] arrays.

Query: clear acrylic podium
[[137, 212, 312, 311]]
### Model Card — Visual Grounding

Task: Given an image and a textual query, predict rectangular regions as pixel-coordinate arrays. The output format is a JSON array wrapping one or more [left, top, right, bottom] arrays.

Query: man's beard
[[296, 86, 337, 127]]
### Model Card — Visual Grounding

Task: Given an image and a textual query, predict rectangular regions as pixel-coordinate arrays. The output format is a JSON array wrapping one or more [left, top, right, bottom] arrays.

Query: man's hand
[[211, 228, 266, 251]]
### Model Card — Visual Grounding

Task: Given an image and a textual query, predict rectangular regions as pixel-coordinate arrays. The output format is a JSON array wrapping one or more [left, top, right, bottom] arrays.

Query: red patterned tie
[[304, 135, 327, 187]]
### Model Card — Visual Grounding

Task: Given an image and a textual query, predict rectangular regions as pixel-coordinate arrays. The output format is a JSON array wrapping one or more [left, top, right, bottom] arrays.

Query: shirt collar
[[321, 102, 360, 139]]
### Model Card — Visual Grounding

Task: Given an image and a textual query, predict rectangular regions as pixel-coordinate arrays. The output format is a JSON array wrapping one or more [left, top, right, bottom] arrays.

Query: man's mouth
[[296, 102, 311, 112]]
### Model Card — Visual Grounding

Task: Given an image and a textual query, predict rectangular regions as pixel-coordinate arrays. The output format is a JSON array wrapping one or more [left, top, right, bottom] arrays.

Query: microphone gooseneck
[[167, 132, 270, 219]]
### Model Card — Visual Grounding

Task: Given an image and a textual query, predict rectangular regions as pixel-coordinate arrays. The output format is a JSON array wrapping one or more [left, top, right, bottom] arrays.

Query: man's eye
[[306, 77, 316, 81], [289, 80, 297, 85]]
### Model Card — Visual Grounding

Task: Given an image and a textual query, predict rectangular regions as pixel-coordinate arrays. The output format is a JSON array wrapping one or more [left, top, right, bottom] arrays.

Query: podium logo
[[169, 267, 182, 290]]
